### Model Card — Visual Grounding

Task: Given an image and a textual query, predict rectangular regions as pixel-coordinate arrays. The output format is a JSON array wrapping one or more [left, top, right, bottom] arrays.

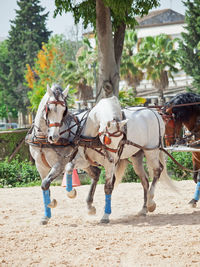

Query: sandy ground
[[0, 180, 200, 267]]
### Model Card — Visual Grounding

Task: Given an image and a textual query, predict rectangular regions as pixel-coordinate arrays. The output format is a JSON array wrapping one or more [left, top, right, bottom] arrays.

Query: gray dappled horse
[[26, 84, 127, 224]]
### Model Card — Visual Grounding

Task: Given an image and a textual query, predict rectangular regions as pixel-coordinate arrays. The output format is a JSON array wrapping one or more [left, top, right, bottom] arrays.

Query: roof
[[136, 9, 185, 28]]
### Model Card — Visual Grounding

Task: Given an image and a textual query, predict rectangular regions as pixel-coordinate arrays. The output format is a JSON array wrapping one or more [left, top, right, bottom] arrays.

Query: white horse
[[114, 107, 176, 216], [26, 84, 75, 224], [26, 84, 99, 224], [41, 94, 128, 223], [45, 93, 176, 223], [27, 84, 127, 224]]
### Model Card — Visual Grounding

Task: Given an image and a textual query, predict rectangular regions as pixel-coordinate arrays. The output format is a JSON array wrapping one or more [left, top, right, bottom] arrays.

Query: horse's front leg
[[64, 161, 77, 198], [84, 166, 101, 215], [41, 161, 66, 190], [33, 156, 57, 225], [192, 153, 200, 183], [100, 171, 116, 224], [189, 172, 200, 208]]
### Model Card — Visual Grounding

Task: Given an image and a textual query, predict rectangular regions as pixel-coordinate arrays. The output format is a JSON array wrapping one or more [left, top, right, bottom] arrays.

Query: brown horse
[[162, 92, 200, 206], [163, 92, 200, 183]]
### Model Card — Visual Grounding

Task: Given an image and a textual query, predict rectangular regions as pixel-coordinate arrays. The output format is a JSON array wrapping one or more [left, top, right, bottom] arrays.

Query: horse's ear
[[63, 85, 70, 98], [166, 107, 172, 114], [107, 121, 111, 128], [118, 119, 128, 130], [47, 84, 53, 96]]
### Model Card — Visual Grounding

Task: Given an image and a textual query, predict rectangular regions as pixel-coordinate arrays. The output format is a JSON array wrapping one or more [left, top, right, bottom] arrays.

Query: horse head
[[98, 119, 128, 152], [44, 84, 69, 143], [161, 111, 176, 146]]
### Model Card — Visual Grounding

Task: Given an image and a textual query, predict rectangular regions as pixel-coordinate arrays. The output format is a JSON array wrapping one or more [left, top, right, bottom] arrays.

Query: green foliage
[[61, 37, 98, 92], [0, 41, 18, 120], [55, 0, 160, 30], [166, 152, 193, 180], [98, 167, 106, 184], [122, 163, 140, 182], [119, 89, 146, 107], [0, 158, 40, 188], [94, 152, 193, 185], [134, 34, 179, 85], [0, 152, 193, 188], [120, 31, 144, 89], [178, 0, 200, 92], [7, 0, 51, 112], [25, 35, 78, 111], [134, 34, 179, 102], [0, 130, 30, 161]]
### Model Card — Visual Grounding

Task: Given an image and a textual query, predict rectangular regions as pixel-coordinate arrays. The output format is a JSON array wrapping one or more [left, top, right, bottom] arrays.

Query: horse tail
[[159, 149, 179, 193], [114, 159, 129, 188]]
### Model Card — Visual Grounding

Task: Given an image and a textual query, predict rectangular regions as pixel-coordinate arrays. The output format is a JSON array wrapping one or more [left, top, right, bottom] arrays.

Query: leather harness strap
[[47, 100, 66, 106], [48, 122, 62, 127], [40, 150, 51, 169]]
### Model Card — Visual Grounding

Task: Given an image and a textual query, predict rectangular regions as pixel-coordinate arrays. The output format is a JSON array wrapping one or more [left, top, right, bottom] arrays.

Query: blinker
[[104, 135, 112, 145]]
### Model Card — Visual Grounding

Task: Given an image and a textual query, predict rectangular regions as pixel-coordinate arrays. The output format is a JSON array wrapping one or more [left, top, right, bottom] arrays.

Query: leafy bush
[[0, 158, 40, 188], [166, 151, 193, 180], [122, 163, 140, 182], [96, 152, 193, 184], [0, 152, 193, 188], [97, 164, 140, 184]]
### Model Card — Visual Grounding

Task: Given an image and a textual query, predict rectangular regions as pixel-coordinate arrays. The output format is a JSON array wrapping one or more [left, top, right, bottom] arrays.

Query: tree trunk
[[96, 0, 125, 101], [158, 88, 165, 105], [114, 22, 126, 70]]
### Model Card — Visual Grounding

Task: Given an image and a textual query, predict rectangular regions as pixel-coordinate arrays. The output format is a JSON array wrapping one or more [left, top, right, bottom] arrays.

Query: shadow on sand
[[107, 209, 200, 227]]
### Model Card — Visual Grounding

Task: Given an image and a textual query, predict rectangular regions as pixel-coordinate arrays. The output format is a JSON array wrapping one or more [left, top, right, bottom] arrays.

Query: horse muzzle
[[48, 134, 60, 144]]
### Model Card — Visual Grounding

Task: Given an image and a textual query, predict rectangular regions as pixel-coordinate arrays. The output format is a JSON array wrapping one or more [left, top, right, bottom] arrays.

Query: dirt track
[[0, 180, 200, 266]]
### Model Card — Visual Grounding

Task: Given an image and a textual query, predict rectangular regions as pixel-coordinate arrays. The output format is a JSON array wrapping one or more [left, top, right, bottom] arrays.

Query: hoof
[[40, 216, 50, 225], [137, 208, 147, 217], [48, 199, 57, 208], [88, 206, 96, 215], [100, 213, 110, 224], [100, 218, 110, 224], [147, 201, 156, 212], [188, 199, 197, 208], [67, 188, 77, 199]]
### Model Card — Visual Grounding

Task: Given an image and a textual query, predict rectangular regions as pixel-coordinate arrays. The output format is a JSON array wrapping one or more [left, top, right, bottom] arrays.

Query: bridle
[[98, 121, 124, 146], [161, 112, 176, 145], [45, 99, 67, 128]]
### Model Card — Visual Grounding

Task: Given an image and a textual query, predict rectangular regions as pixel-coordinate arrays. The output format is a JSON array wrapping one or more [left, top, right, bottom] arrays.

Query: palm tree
[[61, 37, 98, 101], [120, 31, 143, 91], [134, 34, 179, 104]]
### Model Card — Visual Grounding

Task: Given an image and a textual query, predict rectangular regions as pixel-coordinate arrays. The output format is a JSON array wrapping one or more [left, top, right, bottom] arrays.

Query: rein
[[160, 147, 200, 173], [146, 101, 200, 110]]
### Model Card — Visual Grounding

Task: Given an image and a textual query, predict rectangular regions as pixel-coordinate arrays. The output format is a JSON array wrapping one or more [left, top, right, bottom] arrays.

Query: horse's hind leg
[[145, 149, 163, 212], [129, 150, 149, 216], [84, 166, 101, 215]]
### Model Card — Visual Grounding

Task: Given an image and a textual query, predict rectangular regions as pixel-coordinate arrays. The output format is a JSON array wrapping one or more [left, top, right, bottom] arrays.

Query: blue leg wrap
[[105, 194, 111, 214], [42, 189, 51, 218], [194, 181, 200, 201], [66, 174, 72, 192]]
